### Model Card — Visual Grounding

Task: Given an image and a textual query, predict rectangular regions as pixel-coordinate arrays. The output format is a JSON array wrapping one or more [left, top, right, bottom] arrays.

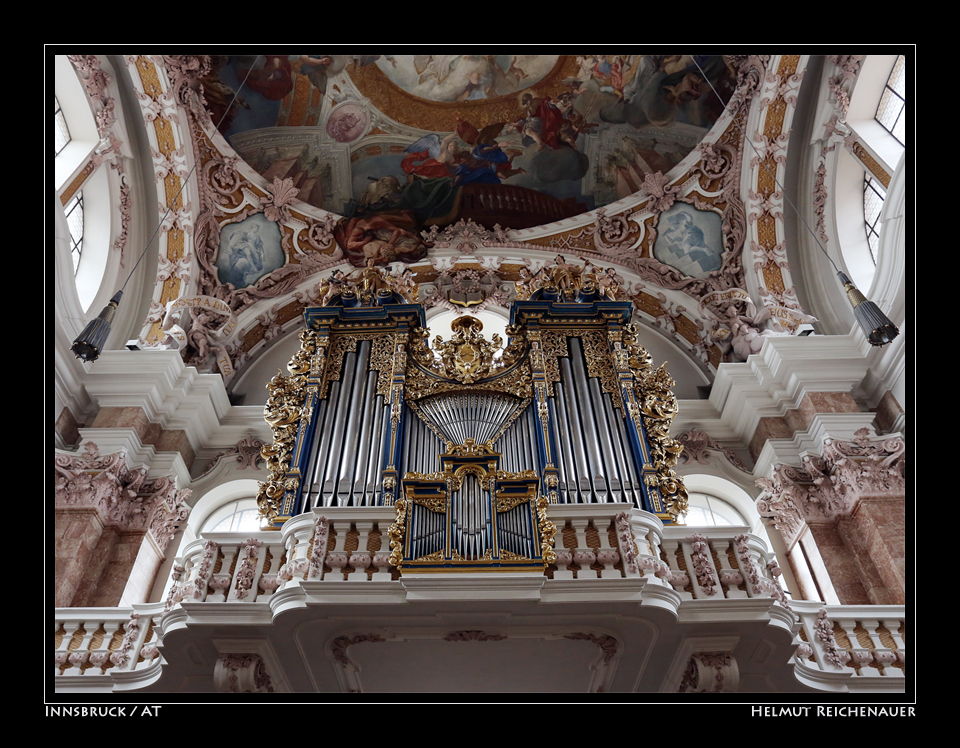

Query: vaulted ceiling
[[113, 54, 832, 405]]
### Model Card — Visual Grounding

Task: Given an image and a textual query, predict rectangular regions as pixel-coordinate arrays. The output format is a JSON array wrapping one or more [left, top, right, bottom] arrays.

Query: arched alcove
[[153, 478, 262, 603], [679, 474, 764, 539]]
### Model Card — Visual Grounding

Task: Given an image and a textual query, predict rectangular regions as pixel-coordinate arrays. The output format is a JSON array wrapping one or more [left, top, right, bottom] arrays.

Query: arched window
[[859, 55, 907, 268], [862, 175, 885, 264], [685, 491, 748, 527], [54, 96, 70, 155], [64, 191, 84, 273], [875, 55, 905, 145], [200, 497, 262, 534]]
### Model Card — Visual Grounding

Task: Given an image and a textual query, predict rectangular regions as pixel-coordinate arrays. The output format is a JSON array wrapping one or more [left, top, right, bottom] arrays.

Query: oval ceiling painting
[[206, 54, 737, 236]]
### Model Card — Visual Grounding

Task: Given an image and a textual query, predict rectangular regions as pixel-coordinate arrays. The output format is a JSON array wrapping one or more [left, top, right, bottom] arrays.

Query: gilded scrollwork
[[496, 493, 533, 512], [388, 496, 408, 569], [514, 255, 625, 302], [496, 469, 539, 481], [255, 328, 333, 524], [318, 331, 392, 401], [620, 324, 688, 521], [411, 315, 528, 386], [536, 495, 557, 567], [403, 471, 446, 482], [413, 495, 447, 513], [580, 329, 622, 407], [257, 376, 306, 523], [405, 337, 532, 402]]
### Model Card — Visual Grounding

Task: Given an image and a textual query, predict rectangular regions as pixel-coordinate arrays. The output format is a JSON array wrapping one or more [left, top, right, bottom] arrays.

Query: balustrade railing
[[791, 602, 906, 684], [54, 605, 164, 680], [53, 506, 905, 689], [161, 506, 793, 603]]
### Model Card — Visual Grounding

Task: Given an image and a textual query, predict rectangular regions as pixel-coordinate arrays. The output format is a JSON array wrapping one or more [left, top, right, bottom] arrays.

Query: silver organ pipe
[[495, 403, 538, 475], [496, 497, 535, 558], [451, 473, 491, 560], [302, 340, 393, 508], [605, 387, 640, 507], [402, 403, 444, 477], [551, 380, 578, 502], [417, 391, 521, 447], [569, 337, 609, 503], [558, 356, 592, 502], [552, 335, 637, 506], [337, 341, 370, 505], [301, 395, 329, 509]]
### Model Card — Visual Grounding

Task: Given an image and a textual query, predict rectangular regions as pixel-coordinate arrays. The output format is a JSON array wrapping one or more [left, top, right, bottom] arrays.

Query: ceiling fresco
[[120, 54, 822, 395], [201, 54, 738, 244]]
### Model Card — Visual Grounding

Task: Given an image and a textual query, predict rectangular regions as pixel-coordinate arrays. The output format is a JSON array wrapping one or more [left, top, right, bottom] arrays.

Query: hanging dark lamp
[[838, 271, 899, 346], [71, 291, 123, 361]]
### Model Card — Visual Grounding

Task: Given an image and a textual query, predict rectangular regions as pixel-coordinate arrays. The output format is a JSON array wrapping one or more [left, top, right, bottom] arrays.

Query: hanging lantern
[[837, 272, 899, 347], [71, 291, 123, 362]]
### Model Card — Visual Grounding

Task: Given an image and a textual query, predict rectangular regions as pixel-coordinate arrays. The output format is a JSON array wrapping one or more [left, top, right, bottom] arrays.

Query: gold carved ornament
[[405, 320, 531, 401], [410, 316, 528, 385], [620, 324, 688, 521], [388, 495, 408, 569], [257, 330, 321, 524], [536, 495, 557, 567]]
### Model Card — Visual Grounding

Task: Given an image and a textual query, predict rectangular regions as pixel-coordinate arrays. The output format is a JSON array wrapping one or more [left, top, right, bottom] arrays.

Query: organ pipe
[[264, 273, 685, 546]]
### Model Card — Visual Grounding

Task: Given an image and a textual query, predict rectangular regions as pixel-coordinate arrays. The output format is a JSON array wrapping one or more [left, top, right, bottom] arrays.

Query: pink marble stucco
[[54, 510, 106, 607]]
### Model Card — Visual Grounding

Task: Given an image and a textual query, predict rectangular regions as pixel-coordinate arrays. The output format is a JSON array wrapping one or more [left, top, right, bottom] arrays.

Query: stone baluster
[[370, 522, 393, 581], [859, 618, 901, 675], [714, 538, 746, 598], [552, 522, 575, 580], [882, 618, 906, 670], [660, 537, 692, 598], [63, 621, 98, 675], [257, 540, 287, 600], [569, 517, 596, 579], [326, 553, 349, 579], [86, 620, 123, 675], [594, 519, 620, 579], [286, 521, 315, 582], [320, 519, 346, 580], [55, 620, 82, 676], [836, 619, 880, 676], [634, 526, 666, 583], [206, 543, 237, 602], [348, 522, 375, 581]]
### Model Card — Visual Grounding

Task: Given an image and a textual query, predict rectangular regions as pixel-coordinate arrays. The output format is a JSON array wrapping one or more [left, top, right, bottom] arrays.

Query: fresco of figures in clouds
[[202, 54, 737, 272]]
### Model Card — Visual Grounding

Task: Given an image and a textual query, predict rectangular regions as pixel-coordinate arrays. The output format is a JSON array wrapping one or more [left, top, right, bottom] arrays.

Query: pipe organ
[[258, 259, 688, 574]]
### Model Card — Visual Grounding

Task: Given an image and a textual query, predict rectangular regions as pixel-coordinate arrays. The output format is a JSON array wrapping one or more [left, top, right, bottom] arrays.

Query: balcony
[[53, 504, 906, 694]]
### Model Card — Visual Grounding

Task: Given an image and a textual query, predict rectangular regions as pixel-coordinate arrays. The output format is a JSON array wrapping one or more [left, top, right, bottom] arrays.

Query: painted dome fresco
[[203, 54, 737, 228], [112, 53, 841, 399]]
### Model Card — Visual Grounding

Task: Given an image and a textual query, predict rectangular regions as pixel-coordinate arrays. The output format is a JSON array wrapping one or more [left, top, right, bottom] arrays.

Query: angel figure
[[318, 269, 347, 306], [401, 133, 464, 180], [597, 266, 624, 299]]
